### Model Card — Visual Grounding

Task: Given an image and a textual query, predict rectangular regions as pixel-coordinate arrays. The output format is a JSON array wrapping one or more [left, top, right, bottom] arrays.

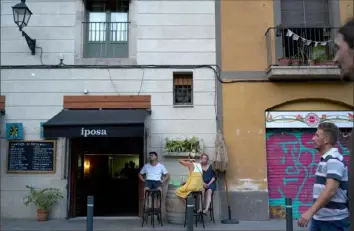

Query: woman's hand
[[203, 183, 208, 188]]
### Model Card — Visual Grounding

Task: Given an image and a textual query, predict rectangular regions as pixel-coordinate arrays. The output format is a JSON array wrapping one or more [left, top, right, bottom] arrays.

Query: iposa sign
[[81, 128, 107, 137]]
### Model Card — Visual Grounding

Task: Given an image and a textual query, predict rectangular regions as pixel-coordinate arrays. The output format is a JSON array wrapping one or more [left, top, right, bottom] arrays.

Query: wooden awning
[[63, 95, 151, 109]]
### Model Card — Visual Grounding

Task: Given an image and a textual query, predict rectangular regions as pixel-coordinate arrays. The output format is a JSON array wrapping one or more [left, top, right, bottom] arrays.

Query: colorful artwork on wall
[[5, 123, 24, 140], [266, 111, 354, 128], [266, 129, 350, 219]]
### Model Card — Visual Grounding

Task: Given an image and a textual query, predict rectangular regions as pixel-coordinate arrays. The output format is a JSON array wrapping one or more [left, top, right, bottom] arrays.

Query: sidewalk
[[1, 218, 308, 231]]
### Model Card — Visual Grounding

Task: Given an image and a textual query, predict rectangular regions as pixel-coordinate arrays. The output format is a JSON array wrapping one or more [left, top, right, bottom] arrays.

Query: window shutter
[[281, 0, 330, 27]]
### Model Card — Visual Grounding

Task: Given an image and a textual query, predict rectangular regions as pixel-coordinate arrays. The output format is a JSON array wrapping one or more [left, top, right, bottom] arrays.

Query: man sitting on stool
[[139, 151, 169, 209]]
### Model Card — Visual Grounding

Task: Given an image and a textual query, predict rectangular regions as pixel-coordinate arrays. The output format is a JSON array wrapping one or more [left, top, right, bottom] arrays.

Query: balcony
[[83, 22, 129, 58], [265, 27, 341, 80]]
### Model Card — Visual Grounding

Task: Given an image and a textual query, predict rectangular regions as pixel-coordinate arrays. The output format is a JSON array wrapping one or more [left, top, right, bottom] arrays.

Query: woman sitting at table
[[175, 153, 204, 209]]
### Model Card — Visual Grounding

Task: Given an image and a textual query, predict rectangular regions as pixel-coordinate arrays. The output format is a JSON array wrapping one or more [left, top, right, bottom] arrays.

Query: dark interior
[[70, 137, 144, 217]]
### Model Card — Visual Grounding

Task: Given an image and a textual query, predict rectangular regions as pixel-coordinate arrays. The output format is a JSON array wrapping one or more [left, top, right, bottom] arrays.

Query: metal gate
[[266, 128, 350, 219]]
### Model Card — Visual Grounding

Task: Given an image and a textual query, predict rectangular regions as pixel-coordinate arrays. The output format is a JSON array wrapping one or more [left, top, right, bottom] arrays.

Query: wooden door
[[68, 138, 84, 217]]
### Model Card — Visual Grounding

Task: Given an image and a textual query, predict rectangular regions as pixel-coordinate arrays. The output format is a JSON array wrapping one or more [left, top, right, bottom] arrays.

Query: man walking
[[298, 122, 349, 231], [333, 18, 354, 231]]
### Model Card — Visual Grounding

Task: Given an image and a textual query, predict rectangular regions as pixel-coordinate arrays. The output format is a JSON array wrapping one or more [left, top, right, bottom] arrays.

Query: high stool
[[184, 191, 205, 228], [208, 192, 215, 223], [141, 189, 163, 228]]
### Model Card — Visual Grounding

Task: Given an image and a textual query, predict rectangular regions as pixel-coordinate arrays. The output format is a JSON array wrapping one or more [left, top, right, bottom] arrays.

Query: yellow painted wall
[[222, 82, 354, 191], [221, 0, 274, 71], [221, 0, 353, 72], [340, 0, 354, 24]]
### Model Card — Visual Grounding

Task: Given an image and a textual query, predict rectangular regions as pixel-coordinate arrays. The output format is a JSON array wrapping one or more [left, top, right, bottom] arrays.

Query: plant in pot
[[311, 46, 334, 65], [164, 136, 202, 156], [23, 185, 64, 221], [278, 57, 292, 66]]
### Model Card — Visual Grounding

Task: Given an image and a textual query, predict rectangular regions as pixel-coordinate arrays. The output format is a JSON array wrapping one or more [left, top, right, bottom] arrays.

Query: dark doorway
[[69, 137, 144, 217]]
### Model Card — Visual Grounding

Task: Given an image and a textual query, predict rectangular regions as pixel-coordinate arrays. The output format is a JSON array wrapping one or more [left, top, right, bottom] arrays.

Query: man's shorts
[[145, 180, 162, 189], [310, 217, 349, 231]]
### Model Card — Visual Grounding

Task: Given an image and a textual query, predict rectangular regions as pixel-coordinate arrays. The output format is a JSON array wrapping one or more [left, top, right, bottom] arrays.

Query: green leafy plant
[[23, 185, 64, 211], [311, 46, 328, 64], [164, 137, 200, 153]]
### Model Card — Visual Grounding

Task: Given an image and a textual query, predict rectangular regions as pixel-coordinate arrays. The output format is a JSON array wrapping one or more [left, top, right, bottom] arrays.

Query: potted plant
[[163, 136, 203, 157], [311, 46, 334, 66], [278, 57, 292, 66], [23, 185, 64, 221]]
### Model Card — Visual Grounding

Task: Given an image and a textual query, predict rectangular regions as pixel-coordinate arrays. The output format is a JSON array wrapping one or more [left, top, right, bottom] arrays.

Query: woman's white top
[[193, 162, 203, 173]]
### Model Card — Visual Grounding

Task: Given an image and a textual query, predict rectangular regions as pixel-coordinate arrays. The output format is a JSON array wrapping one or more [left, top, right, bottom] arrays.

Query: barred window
[[173, 73, 193, 106]]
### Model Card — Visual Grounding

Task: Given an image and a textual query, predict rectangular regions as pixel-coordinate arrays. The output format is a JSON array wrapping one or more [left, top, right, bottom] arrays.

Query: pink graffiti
[[267, 130, 350, 218]]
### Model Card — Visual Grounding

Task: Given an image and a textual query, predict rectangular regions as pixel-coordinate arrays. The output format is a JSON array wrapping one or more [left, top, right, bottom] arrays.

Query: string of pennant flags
[[286, 29, 332, 47]]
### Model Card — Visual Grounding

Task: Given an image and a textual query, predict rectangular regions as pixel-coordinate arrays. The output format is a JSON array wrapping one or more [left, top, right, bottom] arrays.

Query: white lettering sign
[[81, 128, 107, 137]]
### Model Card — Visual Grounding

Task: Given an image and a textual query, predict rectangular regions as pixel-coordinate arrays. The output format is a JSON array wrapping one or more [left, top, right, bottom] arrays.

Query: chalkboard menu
[[7, 141, 56, 173]]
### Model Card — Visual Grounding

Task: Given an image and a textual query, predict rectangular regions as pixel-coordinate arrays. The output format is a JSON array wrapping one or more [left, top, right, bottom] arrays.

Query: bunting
[[285, 29, 332, 47]]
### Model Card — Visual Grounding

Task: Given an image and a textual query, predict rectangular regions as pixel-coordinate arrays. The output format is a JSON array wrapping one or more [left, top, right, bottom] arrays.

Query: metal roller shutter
[[281, 0, 330, 27], [266, 128, 350, 219]]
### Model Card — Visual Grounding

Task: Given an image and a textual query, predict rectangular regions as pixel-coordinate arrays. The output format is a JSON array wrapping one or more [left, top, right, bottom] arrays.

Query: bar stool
[[208, 192, 215, 223], [183, 191, 205, 228], [141, 189, 163, 228]]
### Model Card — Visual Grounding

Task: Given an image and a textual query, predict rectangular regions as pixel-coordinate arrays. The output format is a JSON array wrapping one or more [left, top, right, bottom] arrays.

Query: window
[[84, 0, 129, 58], [279, 0, 333, 64], [173, 73, 193, 106]]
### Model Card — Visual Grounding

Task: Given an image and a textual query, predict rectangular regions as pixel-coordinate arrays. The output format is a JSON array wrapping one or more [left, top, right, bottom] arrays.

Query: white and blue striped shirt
[[313, 148, 349, 221]]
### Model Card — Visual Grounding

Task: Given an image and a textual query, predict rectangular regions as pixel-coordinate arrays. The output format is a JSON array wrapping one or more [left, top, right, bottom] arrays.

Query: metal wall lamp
[[12, 0, 36, 55]]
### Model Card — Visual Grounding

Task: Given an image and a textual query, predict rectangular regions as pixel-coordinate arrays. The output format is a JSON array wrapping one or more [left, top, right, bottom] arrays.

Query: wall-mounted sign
[[81, 127, 107, 137], [43, 125, 144, 138], [5, 123, 23, 140], [265, 111, 354, 128], [7, 140, 56, 173]]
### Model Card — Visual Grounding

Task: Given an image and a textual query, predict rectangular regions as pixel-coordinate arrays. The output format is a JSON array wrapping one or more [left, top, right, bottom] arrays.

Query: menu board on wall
[[7, 141, 56, 173]]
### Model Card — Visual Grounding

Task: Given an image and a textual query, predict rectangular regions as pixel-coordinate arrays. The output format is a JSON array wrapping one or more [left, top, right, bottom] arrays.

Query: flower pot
[[291, 59, 300, 66], [278, 58, 291, 66], [37, 209, 49, 221], [319, 60, 335, 66]]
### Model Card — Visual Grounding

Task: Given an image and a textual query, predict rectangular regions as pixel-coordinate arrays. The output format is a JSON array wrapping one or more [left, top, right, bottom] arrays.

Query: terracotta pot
[[291, 59, 300, 66], [37, 209, 49, 221], [320, 60, 335, 66], [278, 58, 291, 66]]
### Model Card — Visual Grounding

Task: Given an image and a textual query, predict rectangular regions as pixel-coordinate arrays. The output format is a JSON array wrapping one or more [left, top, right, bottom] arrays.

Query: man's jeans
[[310, 217, 350, 231]]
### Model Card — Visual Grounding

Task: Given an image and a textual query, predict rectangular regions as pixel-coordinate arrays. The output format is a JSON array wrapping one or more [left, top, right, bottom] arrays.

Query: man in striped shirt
[[298, 122, 349, 231]]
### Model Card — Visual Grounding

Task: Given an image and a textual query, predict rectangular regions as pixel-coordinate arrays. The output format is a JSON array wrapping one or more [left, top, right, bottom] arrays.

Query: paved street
[[1, 218, 308, 231]]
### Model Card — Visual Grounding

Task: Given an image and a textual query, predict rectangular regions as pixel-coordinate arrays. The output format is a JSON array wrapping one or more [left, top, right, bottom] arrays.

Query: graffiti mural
[[266, 129, 350, 219]]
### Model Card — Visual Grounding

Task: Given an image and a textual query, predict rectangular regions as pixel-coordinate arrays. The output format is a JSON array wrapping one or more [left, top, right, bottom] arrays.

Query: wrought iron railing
[[82, 22, 130, 58], [265, 27, 339, 68]]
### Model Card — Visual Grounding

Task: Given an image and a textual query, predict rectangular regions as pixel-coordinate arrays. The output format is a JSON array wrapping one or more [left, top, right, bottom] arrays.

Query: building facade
[[218, 0, 354, 221], [0, 0, 217, 219]]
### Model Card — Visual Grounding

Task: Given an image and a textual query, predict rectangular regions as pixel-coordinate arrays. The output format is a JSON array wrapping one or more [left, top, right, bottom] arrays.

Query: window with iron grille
[[83, 0, 129, 58], [173, 73, 193, 106]]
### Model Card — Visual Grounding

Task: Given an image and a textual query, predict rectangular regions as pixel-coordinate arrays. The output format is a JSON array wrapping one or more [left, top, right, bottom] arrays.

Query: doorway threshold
[[69, 217, 140, 220]]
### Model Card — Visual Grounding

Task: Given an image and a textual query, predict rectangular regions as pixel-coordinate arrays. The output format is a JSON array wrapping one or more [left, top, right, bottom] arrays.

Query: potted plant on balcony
[[278, 57, 292, 66], [23, 185, 64, 221], [163, 136, 203, 157], [311, 46, 334, 66]]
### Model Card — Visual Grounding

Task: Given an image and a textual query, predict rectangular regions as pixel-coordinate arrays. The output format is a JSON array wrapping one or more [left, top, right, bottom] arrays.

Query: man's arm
[[138, 165, 146, 182], [161, 165, 169, 183], [308, 158, 344, 215]]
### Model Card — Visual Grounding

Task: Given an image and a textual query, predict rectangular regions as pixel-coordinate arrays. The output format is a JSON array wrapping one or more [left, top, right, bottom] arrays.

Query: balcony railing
[[83, 22, 129, 58], [265, 27, 339, 68]]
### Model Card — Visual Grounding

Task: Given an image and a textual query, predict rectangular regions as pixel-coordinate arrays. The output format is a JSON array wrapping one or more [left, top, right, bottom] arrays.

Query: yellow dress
[[176, 163, 204, 199]]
